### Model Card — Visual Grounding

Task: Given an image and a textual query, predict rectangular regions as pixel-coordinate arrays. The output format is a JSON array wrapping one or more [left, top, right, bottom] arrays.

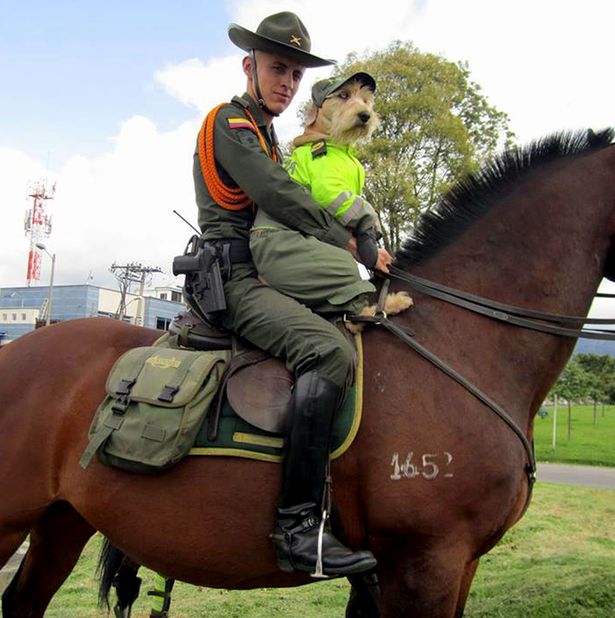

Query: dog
[[299, 76, 380, 147], [289, 73, 413, 332]]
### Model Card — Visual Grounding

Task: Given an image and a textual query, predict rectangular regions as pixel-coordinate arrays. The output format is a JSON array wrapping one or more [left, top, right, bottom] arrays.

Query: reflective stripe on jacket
[[284, 141, 380, 235]]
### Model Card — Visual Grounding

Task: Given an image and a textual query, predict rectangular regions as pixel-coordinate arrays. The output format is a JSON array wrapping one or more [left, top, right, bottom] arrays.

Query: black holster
[[173, 236, 227, 321], [172, 236, 250, 324]]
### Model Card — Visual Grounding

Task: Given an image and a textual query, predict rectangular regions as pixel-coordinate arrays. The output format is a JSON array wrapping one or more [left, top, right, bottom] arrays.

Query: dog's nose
[[358, 112, 371, 124]]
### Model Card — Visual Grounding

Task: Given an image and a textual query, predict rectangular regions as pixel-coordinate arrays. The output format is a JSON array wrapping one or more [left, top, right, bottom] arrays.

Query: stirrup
[[311, 509, 329, 579]]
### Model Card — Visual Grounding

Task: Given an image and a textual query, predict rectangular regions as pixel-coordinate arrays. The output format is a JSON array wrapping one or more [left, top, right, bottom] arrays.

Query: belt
[[208, 239, 251, 264]]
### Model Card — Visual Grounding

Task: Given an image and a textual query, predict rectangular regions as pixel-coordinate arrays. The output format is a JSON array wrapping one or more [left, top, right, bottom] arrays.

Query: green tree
[[551, 358, 593, 440], [332, 42, 514, 250], [576, 353, 615, 420]]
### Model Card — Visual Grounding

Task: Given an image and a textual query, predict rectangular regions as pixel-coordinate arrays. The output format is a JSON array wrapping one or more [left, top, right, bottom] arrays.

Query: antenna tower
[[24, 179, 55, 286]]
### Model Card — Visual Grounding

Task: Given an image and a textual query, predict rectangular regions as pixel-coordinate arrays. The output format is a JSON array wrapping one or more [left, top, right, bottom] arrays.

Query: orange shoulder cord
[[198, 103, 278, 211]]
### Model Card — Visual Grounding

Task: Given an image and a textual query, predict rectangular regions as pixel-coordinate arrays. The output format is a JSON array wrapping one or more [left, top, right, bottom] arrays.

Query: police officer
[[193, 11, 381, 576]]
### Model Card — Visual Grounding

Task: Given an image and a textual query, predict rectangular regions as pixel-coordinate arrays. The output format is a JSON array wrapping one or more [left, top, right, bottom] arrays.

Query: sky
[[1, 0, 614, 314]]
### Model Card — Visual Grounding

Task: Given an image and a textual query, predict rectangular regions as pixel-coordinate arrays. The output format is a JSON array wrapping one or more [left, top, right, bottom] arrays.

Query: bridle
[[350, 266, 615, 498]]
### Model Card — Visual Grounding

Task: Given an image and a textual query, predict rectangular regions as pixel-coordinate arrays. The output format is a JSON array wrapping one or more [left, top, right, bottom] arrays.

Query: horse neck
[[410, 147, 615, 419]]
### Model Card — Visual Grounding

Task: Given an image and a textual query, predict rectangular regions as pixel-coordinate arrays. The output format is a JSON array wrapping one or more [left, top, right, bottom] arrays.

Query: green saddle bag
[[80, 346, 229, 473]]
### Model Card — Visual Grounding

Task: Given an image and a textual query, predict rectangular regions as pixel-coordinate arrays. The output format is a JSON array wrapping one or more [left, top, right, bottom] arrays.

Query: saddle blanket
[[189, 334, 364, 463]]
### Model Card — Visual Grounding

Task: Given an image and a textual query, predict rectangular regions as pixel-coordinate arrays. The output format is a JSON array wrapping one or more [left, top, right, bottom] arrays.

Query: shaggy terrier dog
[[291, 73, 412, 331], [298, 77, 381, 147]]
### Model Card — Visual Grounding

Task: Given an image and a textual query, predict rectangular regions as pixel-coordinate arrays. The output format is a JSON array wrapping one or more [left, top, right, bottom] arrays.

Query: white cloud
[[2, 118, 199, 289], [155, 56, 246, 114], [408, 0, 615, 142]]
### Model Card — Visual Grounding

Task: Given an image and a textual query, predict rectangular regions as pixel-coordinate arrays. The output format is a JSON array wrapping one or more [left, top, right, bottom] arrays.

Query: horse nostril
[[359, 112, 370, 123]]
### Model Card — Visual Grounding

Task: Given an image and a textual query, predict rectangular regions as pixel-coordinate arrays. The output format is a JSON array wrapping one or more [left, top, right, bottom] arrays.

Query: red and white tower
[[24, 179, 55, 286]]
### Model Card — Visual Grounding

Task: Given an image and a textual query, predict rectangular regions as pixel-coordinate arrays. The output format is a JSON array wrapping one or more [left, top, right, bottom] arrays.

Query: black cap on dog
[[311, 72, 377, 107]]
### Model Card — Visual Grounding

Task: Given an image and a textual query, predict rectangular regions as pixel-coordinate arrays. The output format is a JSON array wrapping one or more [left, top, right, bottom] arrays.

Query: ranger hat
[[311, 71, 377, 107], [228, 12, 336, 68]]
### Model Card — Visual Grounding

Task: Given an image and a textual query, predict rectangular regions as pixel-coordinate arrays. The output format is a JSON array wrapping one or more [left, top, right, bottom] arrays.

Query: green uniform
[[194, 94, 362, 387]]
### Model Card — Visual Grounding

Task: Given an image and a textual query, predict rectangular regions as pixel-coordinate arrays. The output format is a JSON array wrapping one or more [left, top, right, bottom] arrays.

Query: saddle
[[168, 309, 295, 436]]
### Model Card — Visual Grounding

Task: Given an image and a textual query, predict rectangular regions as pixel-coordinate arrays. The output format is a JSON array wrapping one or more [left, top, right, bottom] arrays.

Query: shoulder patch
[[227, 117, 257, 132], [310, 140, 328, 159]]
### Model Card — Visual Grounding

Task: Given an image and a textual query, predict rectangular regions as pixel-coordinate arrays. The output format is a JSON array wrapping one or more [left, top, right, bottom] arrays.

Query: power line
[[110, 262, 162, 323]]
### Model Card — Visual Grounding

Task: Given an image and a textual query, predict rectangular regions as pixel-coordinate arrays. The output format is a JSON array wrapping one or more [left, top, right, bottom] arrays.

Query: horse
[[1, 128, 614, 617]]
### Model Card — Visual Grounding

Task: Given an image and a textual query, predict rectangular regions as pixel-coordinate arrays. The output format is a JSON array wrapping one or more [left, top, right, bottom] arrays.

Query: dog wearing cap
[[301, 72, 380, 148], [285, 72, 412, 330]]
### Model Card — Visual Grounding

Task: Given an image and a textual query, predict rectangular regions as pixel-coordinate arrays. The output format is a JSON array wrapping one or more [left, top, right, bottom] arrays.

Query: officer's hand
[[375, 248, 393, 273], [346, 237, 358, 257]]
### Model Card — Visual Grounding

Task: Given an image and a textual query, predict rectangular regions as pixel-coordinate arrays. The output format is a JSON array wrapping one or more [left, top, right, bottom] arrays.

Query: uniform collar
[[325, 141, 355, 155], [232, 93, 279, 148], [233, 93, 268, 128], [293, 135, 356, 155]]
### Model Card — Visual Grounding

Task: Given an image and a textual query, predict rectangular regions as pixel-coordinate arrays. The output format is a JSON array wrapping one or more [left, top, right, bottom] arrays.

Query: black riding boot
[[271, 371, 377, 577]]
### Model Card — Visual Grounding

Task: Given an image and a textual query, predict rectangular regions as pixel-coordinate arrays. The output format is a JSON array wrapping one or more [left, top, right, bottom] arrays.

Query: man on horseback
[[188, 12, 382, 576]]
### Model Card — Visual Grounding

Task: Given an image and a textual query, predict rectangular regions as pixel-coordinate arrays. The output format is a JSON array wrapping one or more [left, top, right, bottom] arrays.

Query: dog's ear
[[304, 103, 319, 128]]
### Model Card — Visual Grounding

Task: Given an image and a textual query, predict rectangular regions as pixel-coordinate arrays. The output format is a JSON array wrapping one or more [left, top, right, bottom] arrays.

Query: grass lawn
[[35, 483, 615, 618], [533, 404, 615, 466]]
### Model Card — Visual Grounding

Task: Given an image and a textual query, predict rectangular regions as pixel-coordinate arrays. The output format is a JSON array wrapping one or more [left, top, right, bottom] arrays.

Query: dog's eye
[[338, 91, 349, 100]]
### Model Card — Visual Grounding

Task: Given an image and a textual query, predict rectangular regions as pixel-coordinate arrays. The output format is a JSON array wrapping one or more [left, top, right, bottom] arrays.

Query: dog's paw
[[344, 304, 377, 333], [344, 320, 365, 334], [384, 291, 413, 315]]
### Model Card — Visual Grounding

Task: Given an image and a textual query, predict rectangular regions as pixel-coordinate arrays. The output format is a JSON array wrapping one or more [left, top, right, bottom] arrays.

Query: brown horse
[[1, 129, 614, 617]]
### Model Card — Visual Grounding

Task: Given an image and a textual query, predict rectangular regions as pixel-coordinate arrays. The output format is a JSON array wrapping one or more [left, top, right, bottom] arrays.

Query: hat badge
[[289, 34, 302, 47]]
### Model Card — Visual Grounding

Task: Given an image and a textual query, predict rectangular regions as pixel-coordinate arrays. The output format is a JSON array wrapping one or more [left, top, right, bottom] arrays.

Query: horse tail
[[96, 537, 126, 608]]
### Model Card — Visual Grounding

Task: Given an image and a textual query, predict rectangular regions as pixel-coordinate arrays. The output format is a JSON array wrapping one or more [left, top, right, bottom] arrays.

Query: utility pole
[[35, 243, 56, 326], [552, 394, 558, 450], [110, 263, 162, 324]]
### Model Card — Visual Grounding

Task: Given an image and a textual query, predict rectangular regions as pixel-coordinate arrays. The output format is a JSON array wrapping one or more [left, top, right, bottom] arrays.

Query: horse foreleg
[[346, 572, 380, 617], [1, 501, 94, 618], [454, 558, 480, 617], [376, 544, 470, 618], [0, 530, 28, 572]]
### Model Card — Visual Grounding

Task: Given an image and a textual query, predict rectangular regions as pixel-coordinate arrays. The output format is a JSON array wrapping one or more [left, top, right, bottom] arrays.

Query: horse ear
[[304, 104, 319, 128]]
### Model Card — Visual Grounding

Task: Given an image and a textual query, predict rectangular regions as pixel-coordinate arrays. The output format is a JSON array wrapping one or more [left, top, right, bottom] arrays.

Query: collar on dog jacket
[[284, 140, 381, 235]]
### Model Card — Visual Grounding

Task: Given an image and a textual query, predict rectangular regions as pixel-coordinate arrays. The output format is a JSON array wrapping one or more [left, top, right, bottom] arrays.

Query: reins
[[388, 266, 615, 340], [351, 268, 615, 497]]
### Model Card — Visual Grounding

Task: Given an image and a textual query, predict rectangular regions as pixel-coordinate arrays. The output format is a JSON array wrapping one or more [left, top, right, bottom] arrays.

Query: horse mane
[[395, 128, 615, 268]]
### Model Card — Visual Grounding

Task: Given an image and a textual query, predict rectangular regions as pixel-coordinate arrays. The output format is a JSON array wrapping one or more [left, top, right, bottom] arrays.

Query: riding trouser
[[220, 263, 355, 388]]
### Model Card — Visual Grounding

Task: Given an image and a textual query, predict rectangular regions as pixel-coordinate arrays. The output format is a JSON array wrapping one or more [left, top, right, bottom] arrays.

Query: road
[[537, 463, 615, 490]]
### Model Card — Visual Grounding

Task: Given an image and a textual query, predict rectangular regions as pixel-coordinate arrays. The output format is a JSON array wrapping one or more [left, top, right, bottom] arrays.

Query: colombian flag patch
[[227, 118, 256, 132]]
